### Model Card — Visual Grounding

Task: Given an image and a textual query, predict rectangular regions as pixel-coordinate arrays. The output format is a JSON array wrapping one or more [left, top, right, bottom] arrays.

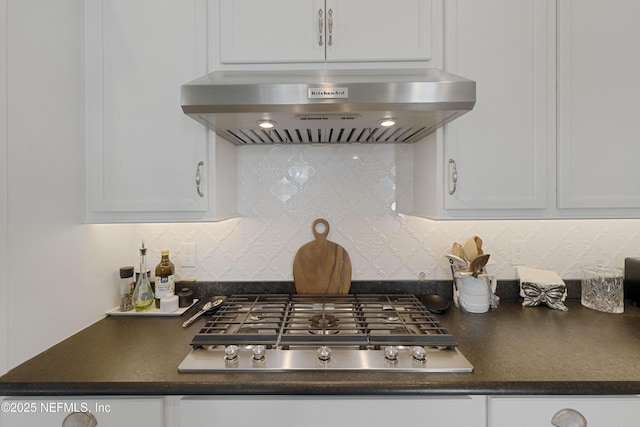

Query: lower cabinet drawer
[[489, 396, 640, 427], [178, 395, 486, 427], [0, 396, 164, 426]]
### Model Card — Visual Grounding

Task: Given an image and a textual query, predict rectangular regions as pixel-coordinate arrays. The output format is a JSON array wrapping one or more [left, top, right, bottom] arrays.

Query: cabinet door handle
[[318, 9, 324, 46], [195, 161, 205, 198], [62, 412, 97, 427], [551, 408, 587, 427], [327, 9, 333, 46], [448, 159, 458, 195]]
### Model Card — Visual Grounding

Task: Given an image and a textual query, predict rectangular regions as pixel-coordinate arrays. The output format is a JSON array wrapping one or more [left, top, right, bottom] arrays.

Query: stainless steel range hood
[[181, 69, 475, 145]]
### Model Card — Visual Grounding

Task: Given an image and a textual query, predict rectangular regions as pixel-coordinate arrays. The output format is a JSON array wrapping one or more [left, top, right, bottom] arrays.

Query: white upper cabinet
[[399, 0, 554, 219], [218, 0, 325, 63], [85, 0, 237, 222], [556, 0, 640, 213], [441, 0, 553, 216], [401, 0, 640, 219], [217, 0, 436, 65], [443, 0, 640, 219]]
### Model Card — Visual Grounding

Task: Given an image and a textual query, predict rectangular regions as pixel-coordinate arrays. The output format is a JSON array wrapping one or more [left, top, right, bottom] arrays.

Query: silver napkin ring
[[521, 282, 568, 311]]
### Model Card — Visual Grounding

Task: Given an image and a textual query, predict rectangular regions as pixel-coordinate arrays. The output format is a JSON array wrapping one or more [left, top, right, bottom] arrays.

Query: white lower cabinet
[[177, 395, 486, 427], [4, 394, 639, 426], [0, 396, 164, 427], [489, 396, 640, 427]]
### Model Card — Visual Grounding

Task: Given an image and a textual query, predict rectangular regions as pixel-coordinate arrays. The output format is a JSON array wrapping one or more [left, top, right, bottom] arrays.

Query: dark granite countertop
[[2, 282, 640, 396]]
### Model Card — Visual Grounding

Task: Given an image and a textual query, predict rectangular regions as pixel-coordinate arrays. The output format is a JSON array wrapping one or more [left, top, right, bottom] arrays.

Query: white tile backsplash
[[135, 145, 640, 281]]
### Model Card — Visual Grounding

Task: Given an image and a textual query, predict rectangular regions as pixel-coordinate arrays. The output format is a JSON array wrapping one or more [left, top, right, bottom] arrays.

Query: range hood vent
[[181, 69, 476, 145]]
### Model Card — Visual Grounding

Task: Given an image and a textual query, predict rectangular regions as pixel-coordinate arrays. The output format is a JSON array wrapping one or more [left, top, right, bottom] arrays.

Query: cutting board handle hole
[[312, 218, 329, 239]]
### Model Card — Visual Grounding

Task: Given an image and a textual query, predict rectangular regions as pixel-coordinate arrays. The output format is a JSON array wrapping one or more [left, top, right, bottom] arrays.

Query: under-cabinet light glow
[[257, 120, 276, 129], [378, 117, 396, 127]]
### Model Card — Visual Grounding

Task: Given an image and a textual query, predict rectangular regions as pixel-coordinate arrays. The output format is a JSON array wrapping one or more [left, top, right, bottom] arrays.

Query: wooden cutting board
[[293, 219, 352, 294]]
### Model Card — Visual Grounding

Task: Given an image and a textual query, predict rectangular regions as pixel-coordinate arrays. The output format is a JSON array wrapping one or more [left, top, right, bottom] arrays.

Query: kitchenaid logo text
[[308, 88, 348, 99]]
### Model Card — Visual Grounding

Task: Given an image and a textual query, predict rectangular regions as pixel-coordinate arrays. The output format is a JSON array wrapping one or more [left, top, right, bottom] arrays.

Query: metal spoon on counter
[[182, 296, 227, 328]]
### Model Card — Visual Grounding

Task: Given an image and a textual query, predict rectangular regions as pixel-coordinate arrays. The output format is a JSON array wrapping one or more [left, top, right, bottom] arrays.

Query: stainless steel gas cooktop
[[179, 294, 473, 373]]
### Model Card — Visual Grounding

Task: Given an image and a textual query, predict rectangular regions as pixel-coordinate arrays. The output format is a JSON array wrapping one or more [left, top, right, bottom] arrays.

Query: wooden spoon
[[462, 237, 479, 262], [469, 253, 490, 277], [474, 235, 484, 255]]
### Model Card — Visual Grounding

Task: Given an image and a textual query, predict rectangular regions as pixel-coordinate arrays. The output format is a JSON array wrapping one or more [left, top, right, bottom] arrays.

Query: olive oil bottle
[[154, 250, 175, 302], [132, 241, 154, 312]]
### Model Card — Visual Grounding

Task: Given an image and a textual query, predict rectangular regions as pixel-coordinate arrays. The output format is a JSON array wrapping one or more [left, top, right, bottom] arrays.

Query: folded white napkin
[[517, 266, 564, 287]]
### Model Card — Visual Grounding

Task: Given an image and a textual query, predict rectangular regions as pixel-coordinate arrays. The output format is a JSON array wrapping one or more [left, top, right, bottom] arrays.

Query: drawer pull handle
[[448, 159, 458, 195], [195, 161, 205, 198], [318, 9, 324, 46], [327, 9, 334, 46]]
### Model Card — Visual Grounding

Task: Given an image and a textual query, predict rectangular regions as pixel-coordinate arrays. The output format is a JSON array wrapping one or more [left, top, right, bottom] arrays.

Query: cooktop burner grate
[[189, 294, 457, 349]]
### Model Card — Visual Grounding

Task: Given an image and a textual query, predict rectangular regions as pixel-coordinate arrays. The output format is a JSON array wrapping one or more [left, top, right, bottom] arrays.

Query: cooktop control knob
[[411, 346, 427, 362], [384, 346, 399, 362], [224, 345, 239, 361], [252, 345, 266, 361], [317, 346, 332, 362]]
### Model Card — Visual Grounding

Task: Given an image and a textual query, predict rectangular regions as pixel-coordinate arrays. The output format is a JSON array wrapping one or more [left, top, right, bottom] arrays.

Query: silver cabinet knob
[[62, 412, 97, 427], [551, 408, 587, 427]]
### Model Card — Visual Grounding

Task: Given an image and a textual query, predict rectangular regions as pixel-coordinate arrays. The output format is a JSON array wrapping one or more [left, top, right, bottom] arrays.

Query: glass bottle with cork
[[154, 250, 175, 307], [132, 241, 154, 312]]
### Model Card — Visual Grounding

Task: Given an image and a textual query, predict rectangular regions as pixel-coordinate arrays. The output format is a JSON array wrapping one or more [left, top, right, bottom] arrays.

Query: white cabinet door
[[557, 0, 640, 211], [441, 0, 552, 216], [0, 397, 164, 427], [219, 0, 325, 63], [178, 396, 486, 427], [85, 0, 211, 222], [325, 0, 433, 62], [218, 0, 435, 65], [489, 396, 640, 427]]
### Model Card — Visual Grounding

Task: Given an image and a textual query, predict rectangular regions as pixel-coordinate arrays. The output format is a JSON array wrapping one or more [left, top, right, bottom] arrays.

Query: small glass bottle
[[118, 266, 134, 312], [132, 242, 154, 312]]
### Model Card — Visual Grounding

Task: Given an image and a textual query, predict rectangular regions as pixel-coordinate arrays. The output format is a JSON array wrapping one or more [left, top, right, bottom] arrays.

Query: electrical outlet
[[510, 240, 526, 265], [181, 242, 197, 267]]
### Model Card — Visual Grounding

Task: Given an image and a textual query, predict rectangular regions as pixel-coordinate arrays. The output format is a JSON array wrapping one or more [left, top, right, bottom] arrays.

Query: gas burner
[[309, 314, 339, 334], [380, 307, 400, 322]]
